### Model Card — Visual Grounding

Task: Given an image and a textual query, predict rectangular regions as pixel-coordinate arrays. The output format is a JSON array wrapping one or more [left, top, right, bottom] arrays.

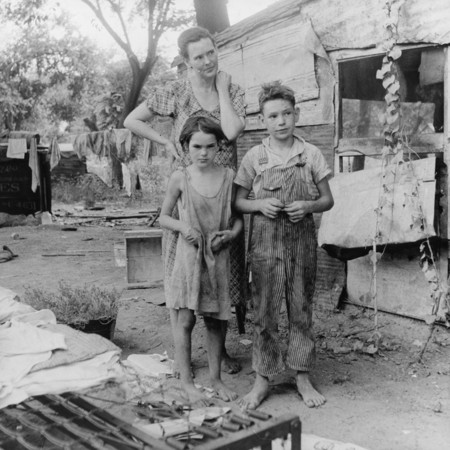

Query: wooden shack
[[215, 0, 450, 321], [0, 132, 51, 216]]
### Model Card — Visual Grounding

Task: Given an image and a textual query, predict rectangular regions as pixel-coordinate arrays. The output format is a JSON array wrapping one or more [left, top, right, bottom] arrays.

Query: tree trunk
[[113, 61, 154, 188], [118, 62, 154, 128], [194, 0, 230, 33]]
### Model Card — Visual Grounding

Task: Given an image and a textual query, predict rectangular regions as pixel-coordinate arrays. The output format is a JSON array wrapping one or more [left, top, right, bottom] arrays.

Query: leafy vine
[[371, 0, 449, 358]]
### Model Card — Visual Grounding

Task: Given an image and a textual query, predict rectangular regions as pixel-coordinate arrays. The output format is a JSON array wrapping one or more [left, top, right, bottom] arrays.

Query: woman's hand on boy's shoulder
[[258, 198, 284, 219]]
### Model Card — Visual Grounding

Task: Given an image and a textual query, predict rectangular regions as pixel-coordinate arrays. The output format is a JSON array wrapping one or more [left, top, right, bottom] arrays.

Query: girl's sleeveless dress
[[166, 167, 234, 320], [146, 79, 246, 316]]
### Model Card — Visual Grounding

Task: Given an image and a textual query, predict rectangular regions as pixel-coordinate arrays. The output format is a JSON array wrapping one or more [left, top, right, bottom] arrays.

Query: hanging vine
[[371, 0, 449, 357], [370, 0, 404, 349]]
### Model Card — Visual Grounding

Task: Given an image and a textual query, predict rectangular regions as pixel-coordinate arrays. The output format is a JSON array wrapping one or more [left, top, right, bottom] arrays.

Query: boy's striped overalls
[[250, 146, 317, 377]]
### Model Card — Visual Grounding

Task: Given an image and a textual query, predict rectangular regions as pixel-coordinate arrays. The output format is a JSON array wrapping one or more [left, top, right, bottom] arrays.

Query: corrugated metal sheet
[[217, 0, 450, 51]]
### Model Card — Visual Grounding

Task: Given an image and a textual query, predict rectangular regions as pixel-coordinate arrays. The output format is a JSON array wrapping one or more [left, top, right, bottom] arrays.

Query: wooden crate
[[125, 229, 163, 288]]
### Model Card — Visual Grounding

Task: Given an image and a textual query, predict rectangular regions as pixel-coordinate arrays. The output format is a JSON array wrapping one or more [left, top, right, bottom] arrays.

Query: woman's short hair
[[179, 116, 226, 150], [178, 27, 216, 60], [258, 81, 296, 112]]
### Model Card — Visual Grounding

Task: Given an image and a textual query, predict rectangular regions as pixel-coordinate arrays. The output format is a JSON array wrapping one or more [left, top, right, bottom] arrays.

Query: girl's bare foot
[[238, 373, 269, 410], [222, 353, 241, 374], [182, 383, 211, 407], [211, 379, 238, 402], [296, 371, 326, 408]]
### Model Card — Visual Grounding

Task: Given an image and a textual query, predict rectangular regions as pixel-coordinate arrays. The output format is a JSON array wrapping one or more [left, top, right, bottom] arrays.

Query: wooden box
[[125, 229, 163, 288]]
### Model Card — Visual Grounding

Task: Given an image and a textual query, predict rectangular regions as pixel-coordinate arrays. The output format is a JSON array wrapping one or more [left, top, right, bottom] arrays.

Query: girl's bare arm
[[159, 172, 200, 245]]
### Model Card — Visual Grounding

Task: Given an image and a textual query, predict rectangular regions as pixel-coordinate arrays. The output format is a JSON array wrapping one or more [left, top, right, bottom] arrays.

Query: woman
[[124, 26, 246, 374]]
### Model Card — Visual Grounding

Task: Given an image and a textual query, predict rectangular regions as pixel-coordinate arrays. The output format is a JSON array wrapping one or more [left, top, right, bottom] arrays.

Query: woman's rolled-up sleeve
[[230, 84, 246, 119], [146, 83, 176, 117]]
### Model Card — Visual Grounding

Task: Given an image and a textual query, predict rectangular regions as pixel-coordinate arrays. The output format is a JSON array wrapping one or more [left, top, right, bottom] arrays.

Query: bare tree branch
[[155, 0, 172, 38], [79, 0, 135, 60], [105, 0, 132, 49]]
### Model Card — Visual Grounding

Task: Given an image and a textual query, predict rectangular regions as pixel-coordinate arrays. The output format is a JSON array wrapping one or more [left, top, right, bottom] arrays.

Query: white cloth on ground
[[0, 287, 121, 410], [0, 320, 65, 356], [0, 350, 120, 409], [0, 287, 33, 323]]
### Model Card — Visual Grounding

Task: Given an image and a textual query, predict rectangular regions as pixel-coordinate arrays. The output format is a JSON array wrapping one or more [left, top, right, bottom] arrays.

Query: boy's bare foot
[[173, 362, 194, 380], [182, 383, 211, 407], [296, 371, 326, 408], [210, 379, 238, 402], [222, 353, 241, 374], [238, 373, 269, 410]]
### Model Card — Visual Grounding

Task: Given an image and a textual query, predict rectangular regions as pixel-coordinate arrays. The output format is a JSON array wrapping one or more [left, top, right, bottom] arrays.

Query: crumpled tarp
[[0, 286, 121, 409]]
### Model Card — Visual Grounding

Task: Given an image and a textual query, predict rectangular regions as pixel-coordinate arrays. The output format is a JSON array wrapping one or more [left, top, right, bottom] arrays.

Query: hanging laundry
[[28, 138, 40, 193], [89, 131, 105, 157], [113, 129, 132, 160], [72, 134, 91, 159], [50, 138, 61, 170], [6, 138, 27, 159], [142, 138, 152, 165], [102, 130, 113, 158], [121, 162, 132, 196]]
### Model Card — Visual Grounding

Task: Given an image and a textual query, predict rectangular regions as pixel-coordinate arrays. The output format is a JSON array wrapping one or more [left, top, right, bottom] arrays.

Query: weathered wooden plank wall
[[216, 0, 450, 317], [217, 0, 450, 51]]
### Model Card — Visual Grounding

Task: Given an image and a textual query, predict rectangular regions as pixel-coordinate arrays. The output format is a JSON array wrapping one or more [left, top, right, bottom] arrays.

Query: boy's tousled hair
[[178, 27, 216, 60], [258, 81, 296, 112], [179, 116, 226, 150]]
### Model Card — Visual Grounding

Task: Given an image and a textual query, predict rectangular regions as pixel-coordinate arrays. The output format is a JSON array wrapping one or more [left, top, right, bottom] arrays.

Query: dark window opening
[[339, 46, 444, 139]]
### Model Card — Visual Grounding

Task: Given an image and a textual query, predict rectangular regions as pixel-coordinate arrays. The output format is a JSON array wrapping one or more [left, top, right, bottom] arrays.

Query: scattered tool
[[148, 207, 161, 227], [0, 245, 18, 263]]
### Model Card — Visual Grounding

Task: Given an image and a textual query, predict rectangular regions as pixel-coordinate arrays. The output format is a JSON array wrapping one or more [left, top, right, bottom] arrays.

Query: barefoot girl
[[159, 116, 243, 405], [124, 27, 246, 376]]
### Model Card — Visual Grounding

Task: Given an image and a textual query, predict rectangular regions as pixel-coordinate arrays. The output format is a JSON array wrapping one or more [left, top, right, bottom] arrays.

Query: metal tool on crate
[[134, 400, 298, 450]]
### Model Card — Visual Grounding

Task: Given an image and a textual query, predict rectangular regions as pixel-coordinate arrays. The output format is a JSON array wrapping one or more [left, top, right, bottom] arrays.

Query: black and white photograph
[[1, 1, 449, 449]]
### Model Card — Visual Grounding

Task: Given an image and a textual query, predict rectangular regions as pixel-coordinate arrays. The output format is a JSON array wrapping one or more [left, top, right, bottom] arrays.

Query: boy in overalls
[[234, 81, 334, 409]]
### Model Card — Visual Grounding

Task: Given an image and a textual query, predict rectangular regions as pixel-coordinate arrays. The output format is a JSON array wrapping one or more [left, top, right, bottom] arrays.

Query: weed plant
[[23, 281, 119, 326], [51, 174, 125, 205]]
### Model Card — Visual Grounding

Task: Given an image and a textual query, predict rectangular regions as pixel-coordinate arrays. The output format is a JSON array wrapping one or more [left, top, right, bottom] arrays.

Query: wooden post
[[442, 46, 450, 287], [194, 0, 230, 34]]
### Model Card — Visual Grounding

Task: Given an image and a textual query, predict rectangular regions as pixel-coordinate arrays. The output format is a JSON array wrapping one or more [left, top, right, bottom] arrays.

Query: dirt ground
[[1, 203, 450, 450]]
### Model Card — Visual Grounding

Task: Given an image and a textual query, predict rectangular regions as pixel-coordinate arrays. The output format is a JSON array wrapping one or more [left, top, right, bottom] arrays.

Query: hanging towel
[[72, 134, 91, 159], [89, 131, 104, 157], [50, 138, 61, 170], [28, 138, 40, 192], [6, 139, 27, 159], [142, 138, 152, 165], [113, 129, 132, 160]]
